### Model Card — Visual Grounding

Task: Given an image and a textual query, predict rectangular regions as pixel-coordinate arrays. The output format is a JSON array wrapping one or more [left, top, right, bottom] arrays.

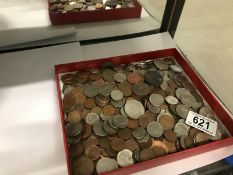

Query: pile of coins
[[60, 57, 227, 175], [49, 0, 136, 13]]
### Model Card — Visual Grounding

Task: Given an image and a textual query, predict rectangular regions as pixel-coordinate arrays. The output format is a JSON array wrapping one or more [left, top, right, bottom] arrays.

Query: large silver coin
[[180, 93, 196, 107], [124, 100, 145, 119], [117, 149, 134, 167], [147, 121, 164, 137], [149, 94, 164, 106], [176, 104, 191, 119], [96, 157, 118, 174]]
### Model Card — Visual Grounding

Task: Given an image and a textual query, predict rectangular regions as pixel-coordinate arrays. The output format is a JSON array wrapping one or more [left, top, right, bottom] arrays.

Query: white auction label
[[185, 111, 217, 136]]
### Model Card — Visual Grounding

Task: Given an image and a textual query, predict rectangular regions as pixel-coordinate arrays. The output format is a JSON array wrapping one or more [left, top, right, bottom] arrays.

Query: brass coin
[[164, 129, 177, 142], [103, 105, 116, 116]]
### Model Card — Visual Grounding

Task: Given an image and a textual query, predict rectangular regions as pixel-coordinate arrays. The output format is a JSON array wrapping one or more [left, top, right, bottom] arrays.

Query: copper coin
[[139, 114, 153, 128], [157, 113, 175, 130], [103, 105, 116, 116], [63, 92, 76, 112], [81, 109, 90, 120], [82, 124, 92, 139], [164, 129, 177, 142], [91, 106, 102, 115], [73, 156, 94, 175], [68, 110, 82, 123], [75, 103, 85, 112], [151, 146, 168, 158], [74, 93, 86, 104], [83, 138, 99, 150], [140, 149, 156, 161], [106, 144, 118, 157], [127, 73, 142, 84], [125, 138, 139, 151], [189, 127, 201, 138], [111, 138, 126, 152], [69, 143, 84, 159], [84, 98, 96, 109], [150, 140, 168, 154], [162, 139, 177, 153], [86, 145, 101, 160], [71, 86, 84, 95], [92, 78, 105, 87], [99, 148, 109, 157], [184, 136, 195, 149], [118, 128, 132, 140], [89, 73, 102, 81], [194, 132, 210, 145], [127, 119, 139, 129], [99, 137, 110, 149], [118, 82, 132, 97]]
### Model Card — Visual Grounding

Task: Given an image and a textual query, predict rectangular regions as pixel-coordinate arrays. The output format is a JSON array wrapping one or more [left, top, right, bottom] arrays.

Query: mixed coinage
[[49, 0, 136, 13], [60, 57, 226, 175]]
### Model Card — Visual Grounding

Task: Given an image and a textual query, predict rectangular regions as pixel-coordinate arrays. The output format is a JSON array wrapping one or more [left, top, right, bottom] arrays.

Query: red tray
[[55, 48, 233, 175], [49, 0, 142, 25]]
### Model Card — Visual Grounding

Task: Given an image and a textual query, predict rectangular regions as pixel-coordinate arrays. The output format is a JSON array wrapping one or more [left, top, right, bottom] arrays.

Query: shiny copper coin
[[74, 93, 86, 104], [86, 145, 101, 160], [157, 113, 175, 130], [125, 138, 139, 151], [151, 146, 168, 158], [82, 124, 92, 139], [164, 129, 177, 142], [84, 98, 96, 109], [127, 73, 142, 84], [68, 110, 82, 123], [140, 149, 156, 161], [127, 119, 139, 129], [111, 138, 126, 152], [162, 139, 177, 153], [103, 105, 116, 116], [150, 140, 168, 153], [73, 156, 94, 175], [118, 128, 132, 140]]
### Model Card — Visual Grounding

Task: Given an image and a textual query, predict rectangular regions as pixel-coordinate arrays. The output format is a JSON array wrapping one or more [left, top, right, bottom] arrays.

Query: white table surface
[[0, 33, 232, 175]]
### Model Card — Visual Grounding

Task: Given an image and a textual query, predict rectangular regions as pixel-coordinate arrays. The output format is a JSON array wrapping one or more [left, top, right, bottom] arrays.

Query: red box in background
[[49, 0, 142, 25], [55, 48, 233, 175]]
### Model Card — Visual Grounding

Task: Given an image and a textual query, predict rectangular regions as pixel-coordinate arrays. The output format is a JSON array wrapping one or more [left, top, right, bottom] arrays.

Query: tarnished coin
[[165, 96, 179, 105], [103, 105, 116, 116], [149, 105, 161, 114], [118, 128, 132, 140], [175, 88, 190, 99], [73, 156, 94, 175], [96, 157, 118, 174], [124, 100, 145, 119], [144, 71, 163, 87], [174, 123, 189, 137], [132, 82, 151, 96], [82, 124, 92, 139], [176, 104, 191, 119], [68, 110, 82, 123], [86, 145, 101, 160], [114, 72, 126, 82], [149, 93, 164, 107], [169, 64, 182, 73], [63, 92, 76, 112], [66, 122, 82, 137], [140, 148, 156, 161], [111, 138, 126, 152], [164, 129, 177, 142], [93, 122, 107, 137], [111, 89, 123, 101], [103, 120, 117, 135], [132, 127, 147, 140], [127, 73, 142, 84], [112, 115, 128, 128], [194, 132, 210, 145], [85, 112, 100, 125], [139, 114, 153, 128], [111, 97, 126, 108], [181, 136, 195, 149], [69, 143, 84, 158], [147, 121, 164, 137], [157, 113, 175, 130], [180, 93, 196, 107], [125, 139, 139, 151], [102, 69, 115, 82], [84, 98, 96, 109], [154, 59, 168, 70], [83, 84, 99, 98], [128, 119, 139, 129], [117, 149, 134, 167], [74, 93, 86, 104], [162, 139, 177, 153]]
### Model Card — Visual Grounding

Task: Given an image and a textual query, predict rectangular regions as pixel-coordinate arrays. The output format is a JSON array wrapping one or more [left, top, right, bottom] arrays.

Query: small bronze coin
[[68, 110, 82, 123], [125, 138, 139, 151], [157, 113, 175, 130], [84, 98, 96, 109], [139, 114, 153, 128], [111, 138, 126, 152], [127, 73, 142, 84], [162, 139, 177, 153], [118, 128, 132, 140], [127, 119, 139, 129], [150, 140, 168, 154], [69, 143, 84, 159], [164, 129, 177, 142], [86, 145, 101, 160], [89, 73, 102, 81], [139, 148, 156, 161], [118, 82, 132, 97], [99, 137, 110, 149], [102, 69, 115, 82], [73, 156, 94, 175], [103, 105, 116, 116]]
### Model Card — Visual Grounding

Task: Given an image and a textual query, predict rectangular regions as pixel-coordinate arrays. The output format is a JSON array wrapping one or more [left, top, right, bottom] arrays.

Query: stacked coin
[[49, 0, 136, 14], [60, 57, 227, 175]]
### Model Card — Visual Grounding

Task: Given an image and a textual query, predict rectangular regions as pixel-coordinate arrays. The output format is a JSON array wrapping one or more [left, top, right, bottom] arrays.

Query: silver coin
[[165, 96, 179, 105], [83, 84, 99, 98], [149, 105, 161, 114], [176, 104, 191, 119], [111, 89, 123, 101], [124, 100, 145, 119], [208, 128, 222, 140], [111, 98, 126, 108], [112, 115, 128, 129], [174, 123, 189, 137], [120, 107, 129, 117], [117, 149, 134, 167], [175, 88, 190, 99], [64, 4, 74, 11], [93, 122, 107, 137], [147, 121, 164, 137], [99, 82, 117, 97], [192, 102, 202, 109], [114, 72, 126, 83], [154, 60, 168, 70], [85, 112, 100, 125], [160, 81, 168, 91], [103, 120, 117, 134], [87, 5, 96, 11], [96, 157, 118, 174], [73, 2, 84, 9], [132, 127, 147, 140], [180, 93, 196, 107], [149, 94, 164, 106], [169, 64, 183, 73], [199, 106, 214, 117], [137, 133, 150, 144]]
